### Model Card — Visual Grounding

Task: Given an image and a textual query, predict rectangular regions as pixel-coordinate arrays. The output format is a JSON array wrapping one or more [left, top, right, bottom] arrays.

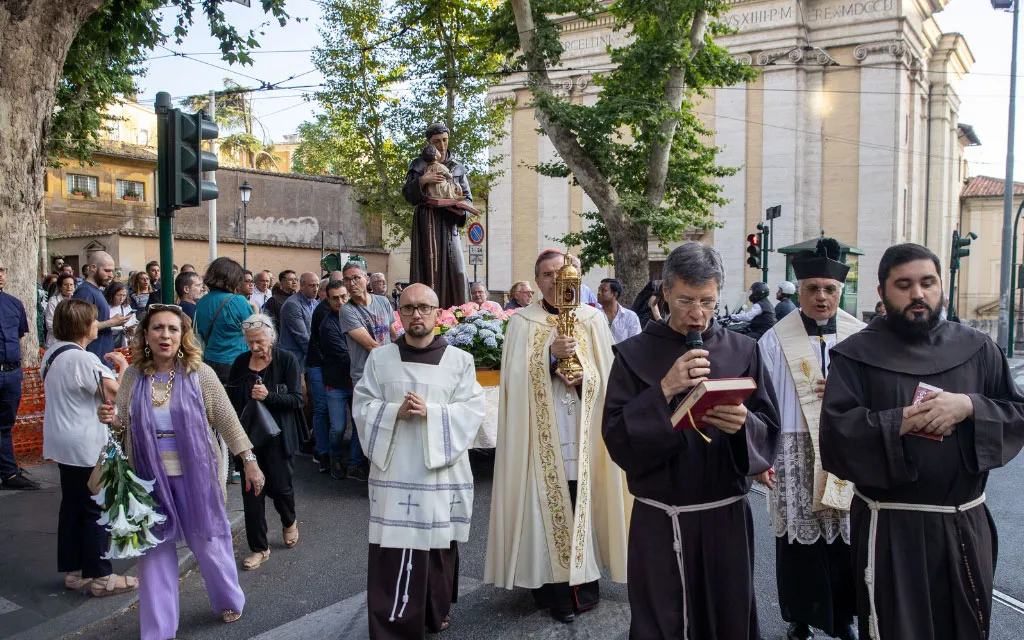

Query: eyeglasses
[[241, 319, 271, 330], [399, 304, 438, 316], [802, 283, 841, 296], [0, 267, 7, 275], [343, 275, 364, 284], [671, 297, 718, 312]]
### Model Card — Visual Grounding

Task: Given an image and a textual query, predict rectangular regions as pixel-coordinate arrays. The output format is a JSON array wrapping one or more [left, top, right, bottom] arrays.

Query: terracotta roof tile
[[961, 175, 1024, 198]]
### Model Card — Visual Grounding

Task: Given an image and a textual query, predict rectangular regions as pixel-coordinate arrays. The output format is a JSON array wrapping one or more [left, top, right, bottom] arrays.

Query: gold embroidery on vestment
[[573, 328, 597, 569], [530, 326, 572, 569]]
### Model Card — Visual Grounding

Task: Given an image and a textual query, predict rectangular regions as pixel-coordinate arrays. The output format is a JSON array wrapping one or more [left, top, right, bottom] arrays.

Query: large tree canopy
[[0, 0, 289, 364], [291, 0, 510, 246], [493, 0, 756, 302]]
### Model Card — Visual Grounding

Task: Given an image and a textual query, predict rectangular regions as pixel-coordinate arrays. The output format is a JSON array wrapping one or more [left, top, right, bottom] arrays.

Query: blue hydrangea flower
[[449, 332, 473, 347], [461, 324, 478, 336], [478, 329, 495, 339], [483, 336, 498, 348], [485, 320, 503, 333]]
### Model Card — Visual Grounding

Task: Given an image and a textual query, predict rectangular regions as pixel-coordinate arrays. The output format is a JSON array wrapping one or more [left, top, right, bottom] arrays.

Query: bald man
[[279, 271, 320, 370], [72, 251, 129, 364], [354, 283, 485, 638]]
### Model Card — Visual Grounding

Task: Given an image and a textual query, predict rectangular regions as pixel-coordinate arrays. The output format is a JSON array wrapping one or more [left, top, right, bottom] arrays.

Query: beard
[[407, 324, 434, 339], [882, 294, 943, 341]]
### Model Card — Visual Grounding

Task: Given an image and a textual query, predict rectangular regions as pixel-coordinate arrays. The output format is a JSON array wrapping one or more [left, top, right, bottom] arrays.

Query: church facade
[[486, 0, 974, 317]]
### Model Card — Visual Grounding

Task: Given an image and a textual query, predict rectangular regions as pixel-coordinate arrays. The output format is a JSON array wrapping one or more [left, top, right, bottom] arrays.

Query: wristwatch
[[242, 452, 257, 464]]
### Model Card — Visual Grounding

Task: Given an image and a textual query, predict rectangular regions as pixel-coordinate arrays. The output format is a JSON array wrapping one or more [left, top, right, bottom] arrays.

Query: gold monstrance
[[554, 254, 584, 378]]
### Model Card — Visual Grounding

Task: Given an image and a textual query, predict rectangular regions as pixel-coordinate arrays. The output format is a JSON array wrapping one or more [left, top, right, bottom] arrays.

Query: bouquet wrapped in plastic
[[90, 431, 166, 559]]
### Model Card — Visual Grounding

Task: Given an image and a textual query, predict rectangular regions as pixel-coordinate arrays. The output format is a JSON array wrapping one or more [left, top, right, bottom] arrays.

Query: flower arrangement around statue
[[90, 430, 167, 559], [393, 303, 521, 370]]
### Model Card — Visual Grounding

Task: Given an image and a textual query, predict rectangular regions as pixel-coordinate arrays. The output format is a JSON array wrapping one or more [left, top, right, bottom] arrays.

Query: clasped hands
[[900, 391, 973, 438], [397, 392, 428, 420], [660, 349, 746, 434]]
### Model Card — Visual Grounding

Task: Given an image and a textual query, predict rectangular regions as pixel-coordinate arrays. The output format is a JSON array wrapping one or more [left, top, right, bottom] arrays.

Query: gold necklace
[[152, 370, 175, 406]]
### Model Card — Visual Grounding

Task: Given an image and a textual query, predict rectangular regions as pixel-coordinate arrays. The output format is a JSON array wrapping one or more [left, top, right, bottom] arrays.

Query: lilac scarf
[[129, 365, 229, 541]]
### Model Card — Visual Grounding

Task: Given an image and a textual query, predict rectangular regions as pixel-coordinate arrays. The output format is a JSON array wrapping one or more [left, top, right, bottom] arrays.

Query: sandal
[[429, 616, 452, 634], [221, 609, 242, 624], [65, 571, 93, 590], [283, 523, 299, 549], [242, 549, 270, 570], [90, 573, 139, 598]]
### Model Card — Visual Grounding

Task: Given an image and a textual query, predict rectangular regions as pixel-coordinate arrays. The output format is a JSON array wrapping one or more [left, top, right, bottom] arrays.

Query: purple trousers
[[137, 475, 244, 640]]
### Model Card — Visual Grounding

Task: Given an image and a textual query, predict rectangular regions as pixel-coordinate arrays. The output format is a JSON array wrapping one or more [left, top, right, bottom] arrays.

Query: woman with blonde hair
[[98, 304, 265, 639]]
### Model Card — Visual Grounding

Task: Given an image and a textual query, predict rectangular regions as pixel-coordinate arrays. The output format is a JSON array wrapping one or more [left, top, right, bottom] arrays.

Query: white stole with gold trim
[[774, 309, 864, 511]]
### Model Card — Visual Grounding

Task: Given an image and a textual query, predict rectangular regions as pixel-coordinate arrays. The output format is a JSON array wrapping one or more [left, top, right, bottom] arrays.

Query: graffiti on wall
[[247, 216, 321, 244]]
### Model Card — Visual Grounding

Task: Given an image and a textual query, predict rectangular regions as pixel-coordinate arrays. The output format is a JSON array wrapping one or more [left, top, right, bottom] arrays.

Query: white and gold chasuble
[[484, 303, 631, 589], [353, 344, 485, 550]]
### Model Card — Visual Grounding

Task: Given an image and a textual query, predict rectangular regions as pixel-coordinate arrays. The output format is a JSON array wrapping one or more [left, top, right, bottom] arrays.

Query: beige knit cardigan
[[114, 363, 252, 503]]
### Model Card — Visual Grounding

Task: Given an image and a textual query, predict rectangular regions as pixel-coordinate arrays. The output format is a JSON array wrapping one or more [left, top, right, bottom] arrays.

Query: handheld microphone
[[685, 330, 703, 351], [685, 330, 704, 380]]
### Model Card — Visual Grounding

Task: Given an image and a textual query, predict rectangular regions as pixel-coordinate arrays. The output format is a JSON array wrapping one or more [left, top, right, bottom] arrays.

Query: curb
[[9, 500, 246, 640]]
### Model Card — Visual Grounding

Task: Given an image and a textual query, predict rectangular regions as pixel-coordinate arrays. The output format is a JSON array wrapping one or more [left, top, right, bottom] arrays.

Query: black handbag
[[240, 398, 281, 449]]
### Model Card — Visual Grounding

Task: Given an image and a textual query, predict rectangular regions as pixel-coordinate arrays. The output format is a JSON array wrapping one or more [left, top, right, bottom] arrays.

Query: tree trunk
[[508, 0, 650, 301], [0, 0, 103, 366]]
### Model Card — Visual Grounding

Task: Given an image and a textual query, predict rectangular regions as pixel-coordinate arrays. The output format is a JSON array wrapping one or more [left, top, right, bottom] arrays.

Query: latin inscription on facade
[[724, 0, 896, 31]]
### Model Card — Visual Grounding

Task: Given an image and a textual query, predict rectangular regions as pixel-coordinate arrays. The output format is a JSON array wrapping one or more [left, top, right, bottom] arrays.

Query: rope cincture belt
[[635, 493, 746, 640], [855, 489, 987, 640]]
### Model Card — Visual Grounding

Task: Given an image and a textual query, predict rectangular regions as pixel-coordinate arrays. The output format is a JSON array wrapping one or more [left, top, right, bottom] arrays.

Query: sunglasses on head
[[241, 319, 270, 330], [148, 304, 183, 312]]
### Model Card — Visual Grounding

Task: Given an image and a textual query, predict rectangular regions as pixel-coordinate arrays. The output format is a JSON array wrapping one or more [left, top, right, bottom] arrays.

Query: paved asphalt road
[[69, 445, 1024, 640]]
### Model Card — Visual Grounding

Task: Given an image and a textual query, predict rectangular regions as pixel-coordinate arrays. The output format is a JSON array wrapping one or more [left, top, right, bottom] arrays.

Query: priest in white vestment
[[484, 250, 630, 625], [757, 238, 863, 640], [354, 284, 485, 639]]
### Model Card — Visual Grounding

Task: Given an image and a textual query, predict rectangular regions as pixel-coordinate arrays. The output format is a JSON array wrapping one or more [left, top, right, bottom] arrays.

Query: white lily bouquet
[[91, 431, 166, 559]]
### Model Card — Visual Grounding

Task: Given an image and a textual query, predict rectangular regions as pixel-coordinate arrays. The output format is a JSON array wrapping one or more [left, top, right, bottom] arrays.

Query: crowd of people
[[0, 237, 1020, 640]]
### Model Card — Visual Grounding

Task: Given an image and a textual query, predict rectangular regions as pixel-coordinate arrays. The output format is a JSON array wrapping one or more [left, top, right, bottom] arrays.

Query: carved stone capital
[[486, 91, 516, 105], [734, 53, 753, 65], [755, 46, 834, 66], [853, 39, 904, 62]]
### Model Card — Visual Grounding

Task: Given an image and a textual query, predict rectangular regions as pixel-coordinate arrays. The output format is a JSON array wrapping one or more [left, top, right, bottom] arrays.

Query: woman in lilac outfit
[[99, 304, 265, 640]]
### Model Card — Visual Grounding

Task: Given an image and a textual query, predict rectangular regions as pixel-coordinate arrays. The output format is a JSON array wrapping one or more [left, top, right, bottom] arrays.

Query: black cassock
[[603, 319, 781, 640], [401, 154, 471, 309], [821, 318, 1024, 640]]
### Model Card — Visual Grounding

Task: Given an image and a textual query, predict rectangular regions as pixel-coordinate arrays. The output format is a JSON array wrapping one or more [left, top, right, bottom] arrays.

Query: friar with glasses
[[756, 237, 862, 640], [602, 242, 781, 640], [353, 284, 485, 639], [821, 243, 1024, 640], [401, 122, 472, 308]]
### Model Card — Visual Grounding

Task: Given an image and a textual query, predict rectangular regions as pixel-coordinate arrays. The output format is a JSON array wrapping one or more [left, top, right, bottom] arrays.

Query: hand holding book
[[902, 382, 975, 440]]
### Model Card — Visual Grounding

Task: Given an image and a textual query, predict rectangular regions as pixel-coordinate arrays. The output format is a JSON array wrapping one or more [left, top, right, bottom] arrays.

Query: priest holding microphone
[[603, 242, 781, 640]]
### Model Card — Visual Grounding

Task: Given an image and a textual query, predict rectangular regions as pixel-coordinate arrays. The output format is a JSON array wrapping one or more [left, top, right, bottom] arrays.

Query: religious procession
[[4, 0, 1024, 638]]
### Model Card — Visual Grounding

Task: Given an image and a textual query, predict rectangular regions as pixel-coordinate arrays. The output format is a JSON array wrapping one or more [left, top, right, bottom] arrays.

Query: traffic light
[[950, 229, 977, 270], [161, 107, 219, 212], [746, 233, 761, 269]]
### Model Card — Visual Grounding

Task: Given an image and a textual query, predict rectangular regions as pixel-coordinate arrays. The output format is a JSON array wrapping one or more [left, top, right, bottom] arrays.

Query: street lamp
[[996, 0, 1020, 352], [239, 180, 252, 270]]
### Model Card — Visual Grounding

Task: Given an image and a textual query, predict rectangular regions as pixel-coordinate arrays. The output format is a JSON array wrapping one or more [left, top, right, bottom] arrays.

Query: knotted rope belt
[[854, 489, 987, 640], [635, 493, 747, 640]]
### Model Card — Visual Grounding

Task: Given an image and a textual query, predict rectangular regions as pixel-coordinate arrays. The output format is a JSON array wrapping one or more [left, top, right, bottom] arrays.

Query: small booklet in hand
[[671, 378, 757, 432], [909, 382, 944, 441]]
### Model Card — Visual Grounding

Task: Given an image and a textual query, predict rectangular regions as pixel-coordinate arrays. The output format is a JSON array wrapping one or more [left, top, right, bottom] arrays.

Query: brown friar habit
[[366, 336, 461, 640], [602, 318, 781, 640], [401, 154, 471, 309], [821, 317, 1024, 640]]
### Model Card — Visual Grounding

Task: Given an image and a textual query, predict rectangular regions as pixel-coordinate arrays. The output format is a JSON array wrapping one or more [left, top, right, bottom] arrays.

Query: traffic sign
[[468, 222, 485, 245]]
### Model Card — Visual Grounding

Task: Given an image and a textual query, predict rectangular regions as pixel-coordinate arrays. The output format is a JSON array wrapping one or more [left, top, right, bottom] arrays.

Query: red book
[[909, 382, 943, 441], [425, 198, 480, 216], [671, 378, 757, 431]]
